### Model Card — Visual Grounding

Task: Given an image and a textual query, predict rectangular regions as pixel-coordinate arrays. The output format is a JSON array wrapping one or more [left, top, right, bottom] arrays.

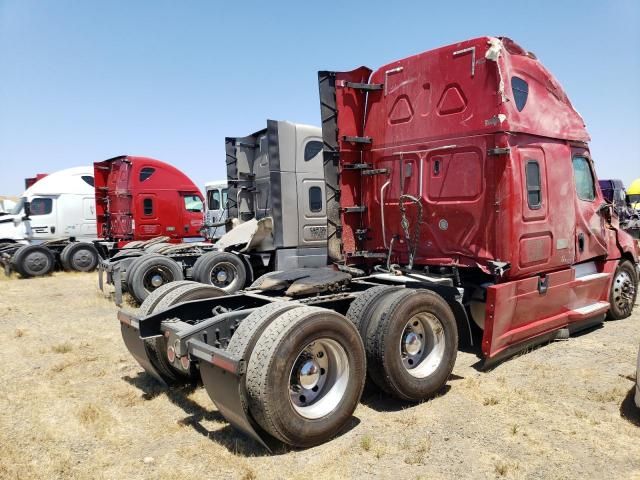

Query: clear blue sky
[[1, 0, 638, 195]]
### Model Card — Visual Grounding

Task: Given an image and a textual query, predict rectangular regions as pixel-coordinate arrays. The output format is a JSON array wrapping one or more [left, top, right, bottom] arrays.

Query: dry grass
[[0, 272, 639, 479], [592, 386, 627, 403], [483, 395, 500, 406], [51, 341, 73, 353], [360, 434, 373, 451], [495, 459, 519, 477]]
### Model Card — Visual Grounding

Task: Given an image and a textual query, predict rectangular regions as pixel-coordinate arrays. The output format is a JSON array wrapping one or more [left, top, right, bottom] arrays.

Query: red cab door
[[180, 192, 205, 239], [571, 148, 608, 263]]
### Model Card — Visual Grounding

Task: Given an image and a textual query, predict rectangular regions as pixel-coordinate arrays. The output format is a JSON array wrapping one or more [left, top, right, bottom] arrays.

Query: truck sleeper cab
[[101, 122, 328, 305], [0, 167, 100, 277], [95, 155, 213, 302], [118, 37, 639, 449]]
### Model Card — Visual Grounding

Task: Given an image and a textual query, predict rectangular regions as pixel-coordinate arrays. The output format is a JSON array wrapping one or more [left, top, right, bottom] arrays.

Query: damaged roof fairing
[[360, 36, 589, 146]]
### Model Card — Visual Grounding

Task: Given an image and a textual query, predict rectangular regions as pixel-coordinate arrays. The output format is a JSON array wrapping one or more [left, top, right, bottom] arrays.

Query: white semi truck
[[0, 197, 17, 215], [203, 180, 228, 239], [0, 166, 99, 277]]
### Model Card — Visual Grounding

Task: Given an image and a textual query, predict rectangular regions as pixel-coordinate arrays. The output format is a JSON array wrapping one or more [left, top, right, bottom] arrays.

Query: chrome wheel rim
[[210, 262, 237, 288], [142, 266, 173, 291], [289, 338, 349, 419], [399, 313, 445, 378], [613, 270, 635, 313]]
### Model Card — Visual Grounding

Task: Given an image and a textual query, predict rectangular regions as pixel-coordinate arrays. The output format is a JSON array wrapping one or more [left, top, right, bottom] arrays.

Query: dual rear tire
[[11, 245, 56, 277], [236, 287, 457, 446], [347, 287, 458, 402], [138, 281, 227, 384], [60, 242, 99, 272], [126, 254, 184, 304], [132, 282, 457, 447], [240, 305, 366, 447], [191, 251, 247, 293]]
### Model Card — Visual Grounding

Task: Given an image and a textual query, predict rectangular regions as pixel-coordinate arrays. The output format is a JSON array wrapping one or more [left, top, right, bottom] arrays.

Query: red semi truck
[[94, 155, 218, 301], [118, 37, 639, 449], [94, 155, 205, 244], [24, 173, 48, 190]]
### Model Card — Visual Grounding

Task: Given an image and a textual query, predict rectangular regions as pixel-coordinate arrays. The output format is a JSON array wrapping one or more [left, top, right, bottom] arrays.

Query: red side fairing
[[482, 260, 615, 358]]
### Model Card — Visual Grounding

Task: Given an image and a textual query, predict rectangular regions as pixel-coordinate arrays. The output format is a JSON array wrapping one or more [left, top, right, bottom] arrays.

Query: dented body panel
[[320, 36, 638, 359]]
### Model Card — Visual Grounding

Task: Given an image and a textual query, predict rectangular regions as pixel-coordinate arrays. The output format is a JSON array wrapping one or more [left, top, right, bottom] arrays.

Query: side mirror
[[597, 202, 612, 222], [23, 201, 31, 218]]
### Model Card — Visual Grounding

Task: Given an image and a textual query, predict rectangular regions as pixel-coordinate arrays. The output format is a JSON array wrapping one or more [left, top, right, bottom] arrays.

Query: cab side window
[[30, 198, 53, 215], [525, 160, 541, 209], [309, 186, 323, 212], [572, 157, 596, 201], [207, 189, 220, 210], [143, 198, 153, 216], [139, 167, 155, 182], [304, 141, 323, 162], [183, 195, 203, 213], [222, 188, 228, 209]]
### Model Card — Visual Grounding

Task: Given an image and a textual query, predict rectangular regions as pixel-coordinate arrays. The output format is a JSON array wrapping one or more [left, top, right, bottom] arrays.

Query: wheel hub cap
[[150, 274, 164, 287], [400, 313, 446, 378], [298, 359, 321, 389], [74, 251, 91, 267], [27, 253, 47, 272], [216, 270, 228, 283], [403, 331, 422, 356], [289, 339, 349, 420]]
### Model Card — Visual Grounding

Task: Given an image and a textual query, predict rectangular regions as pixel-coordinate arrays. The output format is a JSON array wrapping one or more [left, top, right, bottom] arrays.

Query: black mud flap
[[2, 258, 10, 276], [98, 259, 124, 306], [190, 339, 273, 451], [97, 261, 104, 291], [120, 322, 168, 386]]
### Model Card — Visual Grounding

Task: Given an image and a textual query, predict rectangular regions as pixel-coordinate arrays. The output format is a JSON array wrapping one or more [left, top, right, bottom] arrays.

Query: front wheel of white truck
[[245, 306, 366, 447]]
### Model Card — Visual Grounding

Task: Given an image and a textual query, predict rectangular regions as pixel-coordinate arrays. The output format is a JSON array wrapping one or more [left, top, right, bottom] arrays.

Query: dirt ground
[[0, 272, 639, 480]]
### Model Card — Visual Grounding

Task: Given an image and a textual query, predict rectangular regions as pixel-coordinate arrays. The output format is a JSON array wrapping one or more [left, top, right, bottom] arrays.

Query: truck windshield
[[184, 195, 204, 213], [10, 198, 24, 215]]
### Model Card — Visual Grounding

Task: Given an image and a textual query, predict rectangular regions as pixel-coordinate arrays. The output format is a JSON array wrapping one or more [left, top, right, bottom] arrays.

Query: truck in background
[[1, 156, 210, 278], [598, 179, 640, 239], [94, 155, 206, 245], [0, 166, 98, 277], [628, 178, 640, 211], [24, 173, 48, 190], [118, 36, 638, 449], [203, 180, 228, 239], [0, 197, 17, 215], [99, 121, 327, 305]]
